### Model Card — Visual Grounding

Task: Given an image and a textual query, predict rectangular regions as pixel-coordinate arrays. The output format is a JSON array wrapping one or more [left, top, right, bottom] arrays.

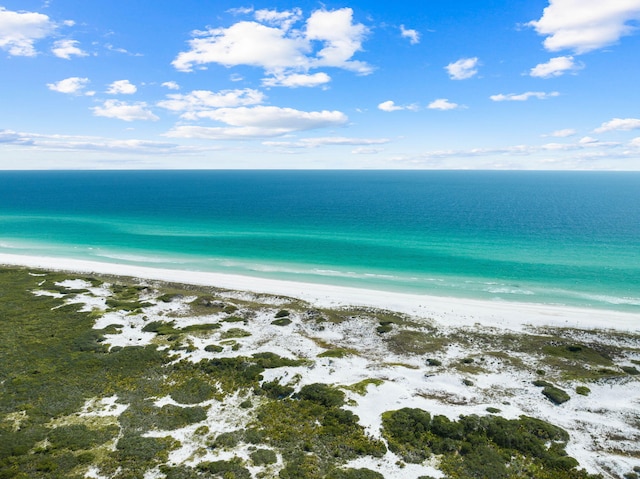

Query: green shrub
[[621, 366, 640, 375], [197, 457, 250, 478], [272, 317, 292, 326], [426, 358, 442, 366], [575, 386, 591, 396], [298, 383, 345, 407], [169, 377, 215, 404], [261, 380, 294, 399], [542, 385, 571, 405], [250, 448, 277, 465], [221, 328, 251, 339], [326, 468, 385, 479], [204, 344, 223, 353], [275, 310, 290, 318], [533, 379, 553, 387]]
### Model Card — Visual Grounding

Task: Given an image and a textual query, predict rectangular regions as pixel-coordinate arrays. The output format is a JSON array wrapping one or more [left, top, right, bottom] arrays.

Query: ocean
[[0, 170, 638, 312]]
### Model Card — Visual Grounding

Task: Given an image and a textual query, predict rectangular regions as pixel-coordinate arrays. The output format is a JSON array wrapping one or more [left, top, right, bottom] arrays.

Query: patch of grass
[[318, 348, 357, 358], [221, 328, 251, 339], [341, 379, 384, 395], [575, 386, 591, 396], [385, 330, 446, 355], [180, 323, 221, 333]]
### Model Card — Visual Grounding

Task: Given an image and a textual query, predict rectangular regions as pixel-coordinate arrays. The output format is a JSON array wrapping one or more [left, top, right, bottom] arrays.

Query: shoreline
[[2, 252, 638, 332]]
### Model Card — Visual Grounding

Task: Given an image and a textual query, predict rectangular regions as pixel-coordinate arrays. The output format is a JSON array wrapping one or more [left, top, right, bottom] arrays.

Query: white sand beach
[[1, 253, 638, 332]]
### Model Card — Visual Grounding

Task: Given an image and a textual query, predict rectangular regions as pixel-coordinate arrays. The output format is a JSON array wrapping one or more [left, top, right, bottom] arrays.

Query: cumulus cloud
[[549, 128, 577, 137], [428, 99, 461, 110], [161, 81, 180, 90], [400, 25, 420, 44], [529, 0, 640, 53], [165, 106, 347, 139], [377, 100, 418, 112], [262, 72, 331, 88], [172, 8, 370, 84], [631, 137, 640, 147], [51, 39, 87, 59], [594, 118, 640, 133], [92, 100, 159, 121], [157, 88, 265, 117], [47, 76, 90, 94], [107, 80, 137, 95], [530, 55, 581, 78], [490, 91, 560, 101], [0, 7, 56, 56], [445, 57, 479, 80]]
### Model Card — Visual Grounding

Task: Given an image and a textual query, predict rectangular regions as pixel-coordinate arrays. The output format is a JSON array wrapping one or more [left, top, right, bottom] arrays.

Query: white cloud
[[428, 99, 461, 110], [400, 25, 420, 44], [594, 118, 640, 133], [254, 8, 302, 30], [0, 7, 56, 56], [92, 100, 159, 121], [377, 100, 418, 112], [47, 76, 90, 94], [631, 137, 640, 147], [549, 128, 577, 137], [173, 21, 308, 72], [490, 91, 560, 101], [530, 55, 581, 78], [0, 128, 190, 155], [263, 72, 331, 88], [265, 136, 390, 148], [305, 8, 370, 73], [165, 106, 347, 139], [157, 89, 265, 116], [172, 8, 371, 81], [52, 39, 87, 59], [529, 0, 640, 53], [107, 80, 137, 95], [445, 57, 479, 80], [579, 136, 599, 145], [162, 81, 180, 90]]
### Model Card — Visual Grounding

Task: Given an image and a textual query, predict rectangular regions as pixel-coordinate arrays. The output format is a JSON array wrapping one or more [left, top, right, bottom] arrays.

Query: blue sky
[[1, 0, 640, 169]]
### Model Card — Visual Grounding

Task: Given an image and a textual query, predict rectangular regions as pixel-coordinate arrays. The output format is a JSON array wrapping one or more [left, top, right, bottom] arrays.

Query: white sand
[[1, 253, 638, 332]]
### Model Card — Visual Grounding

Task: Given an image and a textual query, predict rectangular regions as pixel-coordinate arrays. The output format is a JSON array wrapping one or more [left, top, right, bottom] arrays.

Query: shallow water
[[1, 170, 638, 311]]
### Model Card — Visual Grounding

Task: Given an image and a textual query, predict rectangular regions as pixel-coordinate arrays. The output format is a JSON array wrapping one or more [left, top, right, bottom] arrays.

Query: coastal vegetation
[[0, 266, 638, 478]]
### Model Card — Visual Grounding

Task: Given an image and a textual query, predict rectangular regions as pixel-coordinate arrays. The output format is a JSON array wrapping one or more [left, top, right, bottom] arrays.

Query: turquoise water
[[0, 170, 639, 311]]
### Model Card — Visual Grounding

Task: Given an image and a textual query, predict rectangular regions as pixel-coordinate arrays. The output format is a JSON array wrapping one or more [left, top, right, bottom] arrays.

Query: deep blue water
[[0, 170, 638, 311]]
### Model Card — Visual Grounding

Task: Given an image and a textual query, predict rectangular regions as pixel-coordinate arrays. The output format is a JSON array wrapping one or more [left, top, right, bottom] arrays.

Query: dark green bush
[[272, 317, 292, 326], [275, 309, 290, 318], [298, 383, 345, 407], [326, 468, 385, 479], [197, 457, 250, 478], [261, 380, 295, 399], [250, 448, 277, 465], [542, 385, 571, 405]]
